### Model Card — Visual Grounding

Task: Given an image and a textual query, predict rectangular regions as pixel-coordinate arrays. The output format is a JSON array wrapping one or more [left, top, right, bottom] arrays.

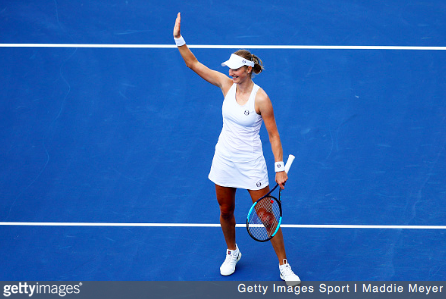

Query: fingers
[[276, 172, 288, 189], [173, 12, 181, 38]]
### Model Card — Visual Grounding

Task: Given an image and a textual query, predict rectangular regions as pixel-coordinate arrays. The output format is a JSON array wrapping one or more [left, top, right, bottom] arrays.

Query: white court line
[[0, 222, 445, 229], [1, 43, 446, 50]]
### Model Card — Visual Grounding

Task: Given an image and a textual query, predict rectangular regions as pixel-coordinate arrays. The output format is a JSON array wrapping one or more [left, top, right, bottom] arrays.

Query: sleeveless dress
[[208, 83, 269, 190]]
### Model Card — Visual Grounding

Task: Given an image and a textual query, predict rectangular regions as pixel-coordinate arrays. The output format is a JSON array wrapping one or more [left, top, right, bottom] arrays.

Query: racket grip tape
[[284, 154, 295, 173]]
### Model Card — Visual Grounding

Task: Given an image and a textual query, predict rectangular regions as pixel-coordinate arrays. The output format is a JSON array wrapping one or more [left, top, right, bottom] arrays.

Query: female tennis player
[[174, 13, 300, 285]]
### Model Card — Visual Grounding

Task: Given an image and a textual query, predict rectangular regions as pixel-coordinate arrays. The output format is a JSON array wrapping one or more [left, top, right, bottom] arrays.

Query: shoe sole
[[280, 274, 301, 286]]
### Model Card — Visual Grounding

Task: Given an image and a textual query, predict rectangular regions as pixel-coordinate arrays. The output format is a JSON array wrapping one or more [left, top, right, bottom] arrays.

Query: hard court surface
[[1, 0, 445, 282]]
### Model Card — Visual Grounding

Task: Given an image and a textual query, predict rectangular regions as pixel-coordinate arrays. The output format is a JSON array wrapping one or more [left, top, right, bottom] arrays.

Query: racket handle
[[285, 154, 295, 173]]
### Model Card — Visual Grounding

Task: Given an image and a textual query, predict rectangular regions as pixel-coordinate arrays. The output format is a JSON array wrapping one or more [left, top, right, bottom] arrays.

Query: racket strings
[[247, 196, 281, 241]]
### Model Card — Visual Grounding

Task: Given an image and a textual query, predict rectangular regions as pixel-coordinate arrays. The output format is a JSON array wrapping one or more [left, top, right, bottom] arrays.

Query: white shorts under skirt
[[208, 152, 269, 190]]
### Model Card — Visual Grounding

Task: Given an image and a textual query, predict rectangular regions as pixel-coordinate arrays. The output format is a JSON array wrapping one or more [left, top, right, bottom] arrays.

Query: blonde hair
[[234, 49, 264, 75]]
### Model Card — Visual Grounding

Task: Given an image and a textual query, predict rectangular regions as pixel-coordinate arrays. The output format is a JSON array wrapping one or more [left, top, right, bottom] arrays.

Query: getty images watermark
[[3, 282, 82, 297]]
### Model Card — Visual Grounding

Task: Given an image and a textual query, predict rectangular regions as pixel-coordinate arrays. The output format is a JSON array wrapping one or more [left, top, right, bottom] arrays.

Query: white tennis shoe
[[220, 245, 242, 276], [279, 260, 301, 286]]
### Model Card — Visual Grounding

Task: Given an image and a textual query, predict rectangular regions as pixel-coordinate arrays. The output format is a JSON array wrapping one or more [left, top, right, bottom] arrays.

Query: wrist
[[274, 161, 285, 172], [174, 36, 186, 47]]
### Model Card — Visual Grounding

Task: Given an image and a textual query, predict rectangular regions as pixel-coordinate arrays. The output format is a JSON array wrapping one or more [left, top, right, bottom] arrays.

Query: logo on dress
[[244, 110, 250, 116], [256, 181, 262, 187]]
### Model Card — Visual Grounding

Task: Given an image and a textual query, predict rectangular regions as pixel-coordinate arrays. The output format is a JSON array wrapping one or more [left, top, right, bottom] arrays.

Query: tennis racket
[[246, 154, 295, 242]]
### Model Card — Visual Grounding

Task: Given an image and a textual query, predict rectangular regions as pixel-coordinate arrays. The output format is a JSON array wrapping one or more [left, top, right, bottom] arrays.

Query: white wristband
[[275, 161, 285, 172], [174, 36, 186, 47]]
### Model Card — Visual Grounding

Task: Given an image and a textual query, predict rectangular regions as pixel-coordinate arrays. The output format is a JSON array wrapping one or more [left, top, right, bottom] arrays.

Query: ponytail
[[234, 49, 264, 75]]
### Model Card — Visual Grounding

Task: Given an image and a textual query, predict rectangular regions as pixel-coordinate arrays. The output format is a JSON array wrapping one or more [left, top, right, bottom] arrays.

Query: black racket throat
[[256, 183, 282, 203]]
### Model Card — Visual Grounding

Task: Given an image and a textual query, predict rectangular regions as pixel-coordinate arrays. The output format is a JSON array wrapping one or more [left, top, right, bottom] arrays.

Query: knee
[[219, 204, 235, 220], [215, 186, 236, 220]]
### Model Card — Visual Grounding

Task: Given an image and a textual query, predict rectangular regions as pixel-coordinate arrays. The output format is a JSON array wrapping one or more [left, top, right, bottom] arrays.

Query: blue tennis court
[[1, 0, 445, 282]]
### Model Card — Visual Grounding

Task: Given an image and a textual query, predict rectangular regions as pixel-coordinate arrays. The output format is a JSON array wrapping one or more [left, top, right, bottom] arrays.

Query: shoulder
[[255, 86, 269, 102], [254, 86, 273, 114]]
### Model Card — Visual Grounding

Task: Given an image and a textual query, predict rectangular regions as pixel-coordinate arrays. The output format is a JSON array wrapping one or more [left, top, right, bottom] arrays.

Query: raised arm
[[255, 90, 288, 189], [174, 13, 232, 92]]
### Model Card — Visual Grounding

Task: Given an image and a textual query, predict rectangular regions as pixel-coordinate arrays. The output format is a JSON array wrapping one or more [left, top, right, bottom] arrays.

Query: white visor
[[221, 54, 255, 69]]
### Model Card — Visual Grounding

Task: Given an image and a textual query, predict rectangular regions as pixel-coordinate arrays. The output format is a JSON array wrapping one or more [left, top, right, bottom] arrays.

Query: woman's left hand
[[276, 171, 288, 189]]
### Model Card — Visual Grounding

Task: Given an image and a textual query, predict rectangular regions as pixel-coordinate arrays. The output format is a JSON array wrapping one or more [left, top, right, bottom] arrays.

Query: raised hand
[[173, 12, 181, 38]]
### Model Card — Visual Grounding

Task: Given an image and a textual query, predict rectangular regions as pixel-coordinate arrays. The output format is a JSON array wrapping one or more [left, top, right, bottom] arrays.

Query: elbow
[[185, 58, 199, 70]]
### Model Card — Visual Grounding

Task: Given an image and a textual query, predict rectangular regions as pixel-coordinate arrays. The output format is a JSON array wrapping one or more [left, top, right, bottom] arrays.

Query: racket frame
[[246, 187, 283, 242]]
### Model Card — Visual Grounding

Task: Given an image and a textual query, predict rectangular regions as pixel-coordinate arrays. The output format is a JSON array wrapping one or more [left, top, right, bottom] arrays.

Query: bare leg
[[215, 184, 237, 250], [249, 187, 287, 265]]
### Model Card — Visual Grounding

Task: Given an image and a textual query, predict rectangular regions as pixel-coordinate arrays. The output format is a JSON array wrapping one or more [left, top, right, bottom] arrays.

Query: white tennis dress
[[208, 83, 269, 190]]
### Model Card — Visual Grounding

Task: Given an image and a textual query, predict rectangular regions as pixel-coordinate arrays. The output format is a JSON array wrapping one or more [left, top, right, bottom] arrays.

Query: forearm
[[270, 133, 287, 188], [269, 133, 284, 163], [174, 13, 199, 70], [177, 43, 199, 69]]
